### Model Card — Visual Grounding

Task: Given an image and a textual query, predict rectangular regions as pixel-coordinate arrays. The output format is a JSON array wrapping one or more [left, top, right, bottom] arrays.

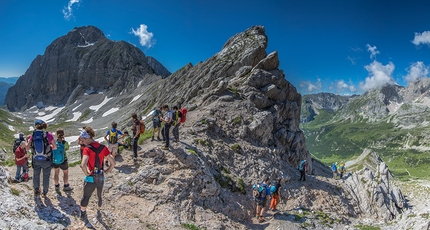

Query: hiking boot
[[157, 136, 162, 141], [34, 188, 41, 196], [63, 185, 73, 191], [80, 211, 95, 229], [55, 185, 60, 193], [258, 217, 265, 223], [151, 136, 154, 141], [162, 140, 166, 144], [161, 146, 169, 150]]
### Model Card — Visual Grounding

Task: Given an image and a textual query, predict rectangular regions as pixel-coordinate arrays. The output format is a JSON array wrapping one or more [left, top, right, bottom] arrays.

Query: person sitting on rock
[[119, 131, 131, 150]]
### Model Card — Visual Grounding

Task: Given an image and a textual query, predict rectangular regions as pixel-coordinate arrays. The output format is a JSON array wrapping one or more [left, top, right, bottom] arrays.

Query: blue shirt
[[105, 128, 123, 144]]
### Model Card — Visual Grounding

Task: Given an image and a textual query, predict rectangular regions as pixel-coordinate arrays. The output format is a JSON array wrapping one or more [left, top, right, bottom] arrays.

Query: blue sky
[[1, 0, 430, 95]]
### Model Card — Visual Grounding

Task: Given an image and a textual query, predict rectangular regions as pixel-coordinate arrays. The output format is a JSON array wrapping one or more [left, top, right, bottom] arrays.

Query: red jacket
[[15, 146, 27, 166]]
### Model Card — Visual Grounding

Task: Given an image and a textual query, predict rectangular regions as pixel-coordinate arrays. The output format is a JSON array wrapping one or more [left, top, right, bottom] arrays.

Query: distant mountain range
[[0, 77, 18, 106], [301, 81, 430, 181]]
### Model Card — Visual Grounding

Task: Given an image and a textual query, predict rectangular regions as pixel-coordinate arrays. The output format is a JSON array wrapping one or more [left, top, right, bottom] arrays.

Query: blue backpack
[[332, 163, 337, 171], [298, 160, 306, 171], [270, 185, 277, 193], [52, 140, 66, 165], [31, 130, 51, 161]]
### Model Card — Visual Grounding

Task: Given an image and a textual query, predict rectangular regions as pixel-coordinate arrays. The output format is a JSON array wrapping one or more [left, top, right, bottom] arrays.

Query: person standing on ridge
[[26, 119, 57, 197], [79, 126, 115, 229], [298, 159, 307, 181], [160, 104, 172, 150], [171, 106, 182, 143], [338, 163, 345, 179], [131, 113, 141, 160], [52, 128, 73, 192], [332, 162, 338, 179], [255, 177, 270, 223], [151, 107, 162, 141], [269, 178, 282, 211]]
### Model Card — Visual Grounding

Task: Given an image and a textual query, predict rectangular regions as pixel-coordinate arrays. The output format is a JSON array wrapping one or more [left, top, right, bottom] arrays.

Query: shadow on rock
[[34, 196, 72, 227]]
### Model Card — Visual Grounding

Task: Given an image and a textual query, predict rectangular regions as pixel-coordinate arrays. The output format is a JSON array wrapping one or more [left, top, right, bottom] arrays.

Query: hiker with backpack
[[26, 119, 57, 196], [14, 141, 29, 182], [160, 104, 173, 150], [52, 129, 73, 192], [254, 177, 271, 223], [338, 163, 345, 179], [151, 107, 162, 141], [171, 106, 183, 143], [79, 126, 115, 229], [131, 113, 141, 160], [13, 132, 29, 168], [298, 159, 307, 181], [104, 121, 124, 161], [269, 178, 282, 211], [332, 162, 338, 179]]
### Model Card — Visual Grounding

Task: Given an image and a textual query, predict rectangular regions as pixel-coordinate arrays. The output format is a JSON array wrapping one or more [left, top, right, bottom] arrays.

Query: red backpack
[[179, 108, 187, 123]]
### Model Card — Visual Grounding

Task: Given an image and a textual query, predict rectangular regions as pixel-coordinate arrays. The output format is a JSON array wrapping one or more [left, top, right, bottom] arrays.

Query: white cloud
[[347, 56, 357, 65], [404, 62, 429, 82], [131, 24, 155, 48], [359, 60, 395, 91], [412, 31, 430, 46], [366, 44, 380, 60], [62, 0, 80, 20], [335, 80, 357, 93], [300, 78, 322, 93]]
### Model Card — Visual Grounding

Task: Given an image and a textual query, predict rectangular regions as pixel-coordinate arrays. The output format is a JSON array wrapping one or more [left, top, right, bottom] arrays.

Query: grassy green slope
[[301, 110, 430, 181]]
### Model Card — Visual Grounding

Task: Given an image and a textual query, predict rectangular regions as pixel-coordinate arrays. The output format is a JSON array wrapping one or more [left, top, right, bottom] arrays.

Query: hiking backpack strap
[[87, 144, 105, 172]]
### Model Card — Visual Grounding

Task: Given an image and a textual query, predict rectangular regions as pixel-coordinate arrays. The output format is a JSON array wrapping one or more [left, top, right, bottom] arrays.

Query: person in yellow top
[[338, 163, 345, 179]]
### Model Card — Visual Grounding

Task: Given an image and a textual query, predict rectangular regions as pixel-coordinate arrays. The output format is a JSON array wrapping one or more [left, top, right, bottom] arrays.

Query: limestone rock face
[[147, 56, 171, 78], [342, 149, 406, 221], [4, 26, 166, 111]]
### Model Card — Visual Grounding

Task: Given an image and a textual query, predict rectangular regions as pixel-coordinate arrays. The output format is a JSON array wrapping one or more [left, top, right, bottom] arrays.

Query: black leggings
[[80, 181, 104, 207]]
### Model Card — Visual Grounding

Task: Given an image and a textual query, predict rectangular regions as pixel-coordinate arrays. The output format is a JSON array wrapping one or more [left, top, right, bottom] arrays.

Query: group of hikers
[[253, 159, 308, 223], [331, 162, 346, 179], [12, 103, 341, 226], [12, 104, 187, 228]]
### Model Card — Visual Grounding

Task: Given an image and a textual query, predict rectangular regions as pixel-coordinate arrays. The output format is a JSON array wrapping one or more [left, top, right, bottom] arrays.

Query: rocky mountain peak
[[4, 25, 171, 111]]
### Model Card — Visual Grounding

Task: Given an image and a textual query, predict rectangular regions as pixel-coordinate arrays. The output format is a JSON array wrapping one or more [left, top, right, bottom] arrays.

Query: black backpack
[[13, 138, 22, 153]]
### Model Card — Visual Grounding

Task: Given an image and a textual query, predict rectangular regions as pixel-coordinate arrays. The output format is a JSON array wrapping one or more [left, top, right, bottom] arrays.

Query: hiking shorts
[[152, 120, 161, 128], [108, 143, 119, 155], [256, 198, 267, 207], [53, 160, 68, 170]]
